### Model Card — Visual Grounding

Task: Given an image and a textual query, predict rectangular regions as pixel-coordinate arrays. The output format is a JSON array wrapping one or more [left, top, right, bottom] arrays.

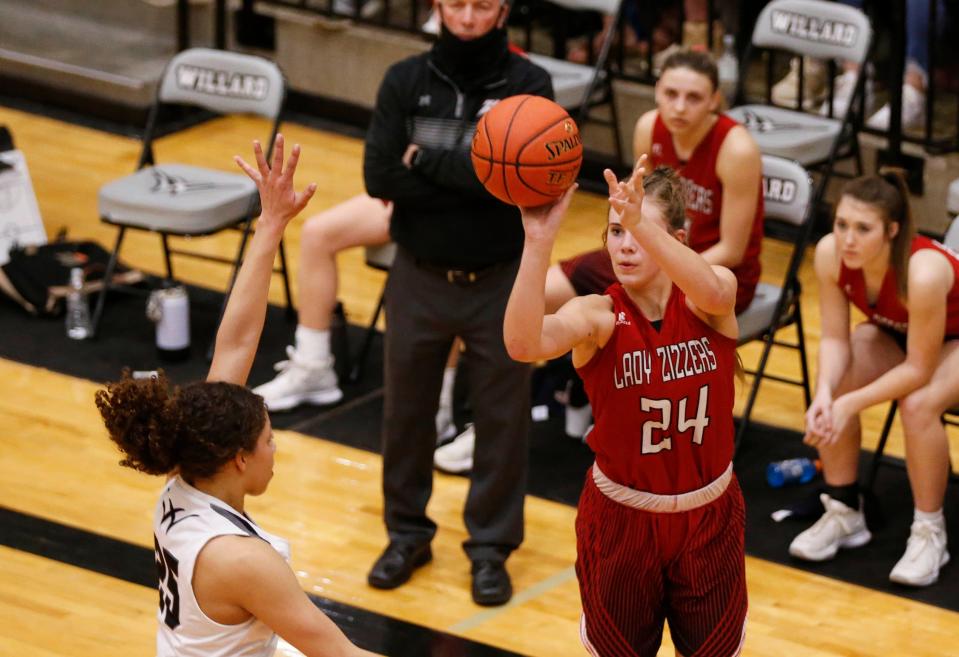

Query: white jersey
[[153, 476, 291, 657]]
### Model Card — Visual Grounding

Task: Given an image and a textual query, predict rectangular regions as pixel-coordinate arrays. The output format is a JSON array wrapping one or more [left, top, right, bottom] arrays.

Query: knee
[[899, 388, 940, 427], [300, 214, 334, 253]]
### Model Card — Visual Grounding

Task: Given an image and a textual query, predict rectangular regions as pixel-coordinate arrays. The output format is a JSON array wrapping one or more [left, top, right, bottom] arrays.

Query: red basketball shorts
[[574, 471, 747, 657]]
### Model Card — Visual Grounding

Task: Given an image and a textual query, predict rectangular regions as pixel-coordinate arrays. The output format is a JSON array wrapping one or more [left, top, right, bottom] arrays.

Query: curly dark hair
[[95, 370, 266, 482]]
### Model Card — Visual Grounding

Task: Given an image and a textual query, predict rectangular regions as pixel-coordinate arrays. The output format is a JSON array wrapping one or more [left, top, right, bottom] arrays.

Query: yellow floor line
[[447, 565, 578, 634]]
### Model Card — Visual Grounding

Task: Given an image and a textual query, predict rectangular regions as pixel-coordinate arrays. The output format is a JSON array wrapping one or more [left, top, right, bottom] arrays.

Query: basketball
[[471, 95, 583, 207]]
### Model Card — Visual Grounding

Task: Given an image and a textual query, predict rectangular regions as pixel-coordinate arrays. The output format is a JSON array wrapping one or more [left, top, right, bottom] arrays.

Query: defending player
[[503, 159, 746, 657], [96, 137, 379, 657]]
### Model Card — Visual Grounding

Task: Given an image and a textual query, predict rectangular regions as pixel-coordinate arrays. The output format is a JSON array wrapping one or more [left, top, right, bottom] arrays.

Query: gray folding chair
[[735, 155, 814, 450], [525, 0, 625, 164], [865, 215, 959, 490], [92, 47, 291, 339], [727, 0, 873, 204]]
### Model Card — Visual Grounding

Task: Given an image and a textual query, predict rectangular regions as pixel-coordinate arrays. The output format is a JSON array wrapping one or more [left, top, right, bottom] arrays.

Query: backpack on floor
[[0, 240, 143, 316]]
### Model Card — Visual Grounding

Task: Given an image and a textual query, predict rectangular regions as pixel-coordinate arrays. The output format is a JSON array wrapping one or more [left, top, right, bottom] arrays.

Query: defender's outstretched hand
[[235, 134, 317, 232]]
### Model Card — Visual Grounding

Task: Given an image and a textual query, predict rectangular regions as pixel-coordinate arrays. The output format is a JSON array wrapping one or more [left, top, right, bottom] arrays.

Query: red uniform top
[[650, 113, 764, 311], [839, 235, 959, 339], [577, 283, 738, 495]]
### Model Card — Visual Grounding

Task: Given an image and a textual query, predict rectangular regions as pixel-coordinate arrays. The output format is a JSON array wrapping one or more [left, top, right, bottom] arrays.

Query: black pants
[[382, 246, 530, 563]]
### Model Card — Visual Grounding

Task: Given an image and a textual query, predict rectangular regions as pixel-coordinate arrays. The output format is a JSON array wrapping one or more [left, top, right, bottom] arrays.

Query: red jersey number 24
[[640, 384, 710, 454]]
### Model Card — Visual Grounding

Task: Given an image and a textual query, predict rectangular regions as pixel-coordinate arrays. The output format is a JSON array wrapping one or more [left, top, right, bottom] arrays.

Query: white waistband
[[591, 462, 733, 513]]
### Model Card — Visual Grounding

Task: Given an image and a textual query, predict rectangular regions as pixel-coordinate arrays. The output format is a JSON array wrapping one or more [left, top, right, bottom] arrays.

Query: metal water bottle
[[147, 283, 190, 361]]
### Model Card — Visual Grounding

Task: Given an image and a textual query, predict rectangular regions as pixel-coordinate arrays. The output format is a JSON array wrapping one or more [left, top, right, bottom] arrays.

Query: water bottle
[[717, 33, 739, 107], [147, 283, 190, 361], [766, 457, 821, 488], [65, 267, 92, 340]]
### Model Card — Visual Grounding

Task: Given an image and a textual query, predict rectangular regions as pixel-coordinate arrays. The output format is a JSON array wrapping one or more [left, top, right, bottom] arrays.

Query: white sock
[[439, 366, 456, 408], [914, 508, 945, 529], [295, 325, 331, 362]]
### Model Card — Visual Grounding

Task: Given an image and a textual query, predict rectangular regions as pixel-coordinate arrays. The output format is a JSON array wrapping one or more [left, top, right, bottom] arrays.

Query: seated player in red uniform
[[790, 171, 959, 587], [504, 158, 746, 657], [549, 49, 763, 316]]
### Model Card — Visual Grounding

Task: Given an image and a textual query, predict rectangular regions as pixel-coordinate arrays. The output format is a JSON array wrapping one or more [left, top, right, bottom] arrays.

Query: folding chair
[[726, 0, 873, 204], [735, 154, 815, 450], [92, 47, 291, 340], [865, 215, 959, 490], [523, 0, 626, 164], [349, 241, 396, 383]]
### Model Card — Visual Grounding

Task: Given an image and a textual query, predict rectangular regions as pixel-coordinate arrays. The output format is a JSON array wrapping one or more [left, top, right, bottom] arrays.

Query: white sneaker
[[889, 518, 950, 587], [772, 57, 827, 110], [435, 402, 457, 445], [332, 0, 382, 18], [866, 84, 926, 131], [789, 494, 872, 561], [819, 70, 874, 118], [652, 44, 683, 76], [434, 424, 474, 474], [253, 346, 343, 411]]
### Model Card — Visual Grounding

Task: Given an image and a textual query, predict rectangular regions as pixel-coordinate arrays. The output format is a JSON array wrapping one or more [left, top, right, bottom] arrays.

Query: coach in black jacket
[[364, 0, 552, 605]]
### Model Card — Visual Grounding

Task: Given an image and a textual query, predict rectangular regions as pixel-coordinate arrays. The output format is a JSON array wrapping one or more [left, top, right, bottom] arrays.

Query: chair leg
[[206, 221, 254, 361], [161, 234, 175, 280], [607, 83, 624, 167], [864, 401, 898, 492], [349, 287, 385, 384], [278, 237, 297, 322], [735, 329, 776, 453], [793, 298, 812, 408], [90, 228, 126, 339], [852, 134, 864, 177]]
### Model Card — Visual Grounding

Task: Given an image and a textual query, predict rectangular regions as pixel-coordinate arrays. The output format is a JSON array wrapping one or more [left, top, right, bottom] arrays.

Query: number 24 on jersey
[[639, 384, 710, 454]]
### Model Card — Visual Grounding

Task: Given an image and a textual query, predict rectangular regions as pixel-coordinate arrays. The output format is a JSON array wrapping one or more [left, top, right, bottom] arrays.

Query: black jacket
[[363, 34, 553, 269]]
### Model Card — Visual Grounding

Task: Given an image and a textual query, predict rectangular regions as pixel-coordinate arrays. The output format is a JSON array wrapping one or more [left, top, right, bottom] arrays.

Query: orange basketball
[[471, 95, 583, 207]]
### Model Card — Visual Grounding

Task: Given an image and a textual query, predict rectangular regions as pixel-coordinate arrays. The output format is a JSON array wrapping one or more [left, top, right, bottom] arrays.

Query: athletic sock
[[295, 325, 331, 362], [824, 482, 860, 510], [915, 507, 945, 529], [440, 366, 456, 408]]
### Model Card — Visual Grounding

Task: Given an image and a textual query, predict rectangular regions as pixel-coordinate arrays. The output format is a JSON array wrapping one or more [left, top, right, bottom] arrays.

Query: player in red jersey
[[550, 49, 763, 315], [504, 158, 746, 657], [790, 171, 959, 587]]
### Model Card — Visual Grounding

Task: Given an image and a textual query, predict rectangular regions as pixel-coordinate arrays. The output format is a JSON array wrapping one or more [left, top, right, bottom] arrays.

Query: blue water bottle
[[766, 458, 821, 488]]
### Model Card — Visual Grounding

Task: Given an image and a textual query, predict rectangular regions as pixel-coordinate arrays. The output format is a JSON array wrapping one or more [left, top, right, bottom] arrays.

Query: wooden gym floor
[[0, 105, 957, 657]]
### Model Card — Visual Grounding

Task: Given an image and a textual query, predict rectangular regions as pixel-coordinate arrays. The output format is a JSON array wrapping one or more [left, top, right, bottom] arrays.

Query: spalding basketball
[[471, 95, 583, 207]]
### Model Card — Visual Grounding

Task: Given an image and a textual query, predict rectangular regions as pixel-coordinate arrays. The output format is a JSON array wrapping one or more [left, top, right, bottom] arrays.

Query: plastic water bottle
[[766, 457, 821, 488], [717, 33, 739, 106], [65, 267, 92, 339]]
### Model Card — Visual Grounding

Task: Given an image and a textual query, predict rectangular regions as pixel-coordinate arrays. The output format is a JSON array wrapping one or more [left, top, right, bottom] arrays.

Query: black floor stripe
[[0, 506, 520, 657]]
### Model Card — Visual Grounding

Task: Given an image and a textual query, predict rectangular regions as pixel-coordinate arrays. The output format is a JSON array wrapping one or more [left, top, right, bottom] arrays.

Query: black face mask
[[432, 15, 509, 87]]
